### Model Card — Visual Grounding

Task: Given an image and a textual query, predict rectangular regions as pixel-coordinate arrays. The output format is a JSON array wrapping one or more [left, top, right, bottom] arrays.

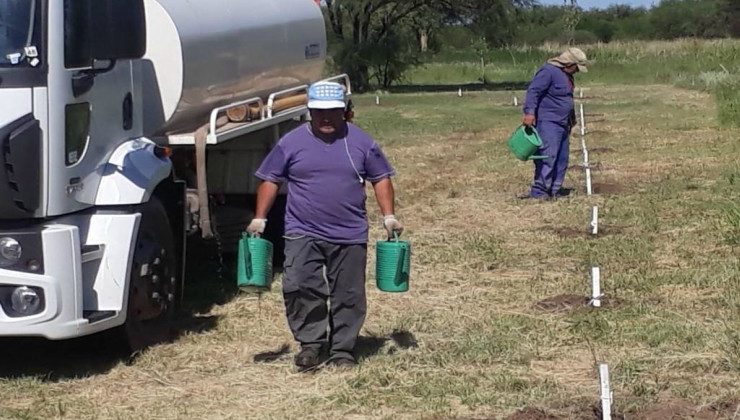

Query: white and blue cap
[[307, 81, 347, 110]]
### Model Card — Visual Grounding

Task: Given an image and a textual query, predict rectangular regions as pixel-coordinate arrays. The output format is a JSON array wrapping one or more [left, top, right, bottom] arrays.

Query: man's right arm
[[248, 142, 288, 235], [255, 181, 280, 219], [246, 181, 280, 235], [522, 68, 552, 126]]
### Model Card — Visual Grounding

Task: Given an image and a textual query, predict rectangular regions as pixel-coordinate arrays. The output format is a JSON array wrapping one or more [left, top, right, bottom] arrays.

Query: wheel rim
[[130, 236, 176, 323]]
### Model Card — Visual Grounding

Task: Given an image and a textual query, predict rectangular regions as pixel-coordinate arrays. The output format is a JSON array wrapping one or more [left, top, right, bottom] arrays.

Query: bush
[[716, 80, 740, 127], [556, 30, 600, 45], [650, 0, 727, 39]]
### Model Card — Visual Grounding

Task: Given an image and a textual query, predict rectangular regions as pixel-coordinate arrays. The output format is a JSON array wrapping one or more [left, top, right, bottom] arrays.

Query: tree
[[324, 0, 529, 90], [325, 0, 448, 90]]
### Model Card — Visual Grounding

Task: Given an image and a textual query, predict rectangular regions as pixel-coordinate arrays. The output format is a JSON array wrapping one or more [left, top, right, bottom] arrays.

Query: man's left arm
[[372, 178, 403, 237], [365, 141, 403, 237]]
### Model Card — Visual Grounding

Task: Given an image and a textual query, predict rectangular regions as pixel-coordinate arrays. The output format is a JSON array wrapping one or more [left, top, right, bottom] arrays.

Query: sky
[[537, 0, 657, 9]]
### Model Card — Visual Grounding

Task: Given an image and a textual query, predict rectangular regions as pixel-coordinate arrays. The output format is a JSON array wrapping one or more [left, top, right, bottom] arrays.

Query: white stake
[[513, 96, 518, 107], [580, 103, 586, 138], [591, 206, 599, 235], [458, 88, 463, 98], [591, 267, 602, 307], [580, 87, 584, 99], [599, 363, 613, 420], [580, 103, 592, 196], [375, 95, 380, 106]]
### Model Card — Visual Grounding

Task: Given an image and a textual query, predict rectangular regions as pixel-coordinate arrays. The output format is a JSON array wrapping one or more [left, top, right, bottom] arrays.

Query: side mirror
[[64, 0, 146, 69]]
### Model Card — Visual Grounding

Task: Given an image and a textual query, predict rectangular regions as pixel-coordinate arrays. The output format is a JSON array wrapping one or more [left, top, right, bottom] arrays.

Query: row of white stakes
[[500, 91, 612, 418], [378, 88, 610, 416], [375, 88, 465, 105], [376, 88, 586, 106], [581, 101, 612, 420]]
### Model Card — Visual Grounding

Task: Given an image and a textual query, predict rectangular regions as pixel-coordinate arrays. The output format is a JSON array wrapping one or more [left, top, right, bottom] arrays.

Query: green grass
[[407, 39, 740, 126], [1, 42, 739, 419]]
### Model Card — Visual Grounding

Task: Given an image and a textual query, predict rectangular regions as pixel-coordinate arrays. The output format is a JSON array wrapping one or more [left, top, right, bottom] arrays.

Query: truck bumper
[[0, 214, 140, 339]]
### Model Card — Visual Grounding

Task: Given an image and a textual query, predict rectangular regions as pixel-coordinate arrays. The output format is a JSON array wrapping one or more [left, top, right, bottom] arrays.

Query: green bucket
[[237, 233, 273, 289], [507, 125, 548, 161], [376, 233, 411, 293]]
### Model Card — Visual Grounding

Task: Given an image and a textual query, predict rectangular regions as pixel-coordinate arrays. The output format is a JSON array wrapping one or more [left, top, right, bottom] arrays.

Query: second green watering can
[[507, 125, 548, 161], [376, 233, 411, 293], [237, 233, 273, 289]]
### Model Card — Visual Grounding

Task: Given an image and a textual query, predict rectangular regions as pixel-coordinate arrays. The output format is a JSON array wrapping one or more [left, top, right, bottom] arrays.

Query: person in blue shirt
[[522, 47, 589, 199]]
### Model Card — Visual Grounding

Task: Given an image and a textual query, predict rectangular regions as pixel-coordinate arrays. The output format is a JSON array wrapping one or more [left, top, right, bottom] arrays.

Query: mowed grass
[[407, 39, 740, 127], [1, 84, 739, 418]]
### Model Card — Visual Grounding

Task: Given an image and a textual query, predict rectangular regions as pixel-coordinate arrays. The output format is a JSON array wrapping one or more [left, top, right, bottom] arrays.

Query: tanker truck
[[0, 0, 347, 349]]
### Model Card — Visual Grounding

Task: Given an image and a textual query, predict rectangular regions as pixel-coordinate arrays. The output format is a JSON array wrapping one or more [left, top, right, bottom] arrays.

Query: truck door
[[45, 0, 143, 216]]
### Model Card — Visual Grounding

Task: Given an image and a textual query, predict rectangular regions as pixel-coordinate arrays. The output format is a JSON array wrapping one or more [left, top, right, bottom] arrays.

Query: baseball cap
[[307, 81, 347, 110]]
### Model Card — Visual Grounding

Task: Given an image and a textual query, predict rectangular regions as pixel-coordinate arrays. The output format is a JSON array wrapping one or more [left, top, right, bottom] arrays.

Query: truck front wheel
[[122, 197, 178, 352]]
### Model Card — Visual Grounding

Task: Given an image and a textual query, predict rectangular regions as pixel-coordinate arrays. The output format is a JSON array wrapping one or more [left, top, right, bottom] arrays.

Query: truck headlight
[[0, 237, 22, 267], [10, 286, 42, 316]]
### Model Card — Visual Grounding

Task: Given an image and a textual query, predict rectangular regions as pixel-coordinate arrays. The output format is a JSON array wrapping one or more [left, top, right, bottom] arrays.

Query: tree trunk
[[419, 29, 429, 52]]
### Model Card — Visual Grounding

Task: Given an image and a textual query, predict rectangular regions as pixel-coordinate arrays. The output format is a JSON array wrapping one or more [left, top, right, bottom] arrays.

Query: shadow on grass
[[253, 343, 292, 363], [355, 329, 419, 360], [0, 314, 219, 381], [0, 239, 230, 382], [388, 81, 529, 94]]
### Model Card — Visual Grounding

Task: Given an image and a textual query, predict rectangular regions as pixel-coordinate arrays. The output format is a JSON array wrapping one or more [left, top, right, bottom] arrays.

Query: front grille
[[0, 114, 41, 219]]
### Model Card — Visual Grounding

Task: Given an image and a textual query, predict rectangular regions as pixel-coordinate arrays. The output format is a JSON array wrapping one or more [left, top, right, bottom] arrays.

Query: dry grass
[[1, 84, 738, 419]]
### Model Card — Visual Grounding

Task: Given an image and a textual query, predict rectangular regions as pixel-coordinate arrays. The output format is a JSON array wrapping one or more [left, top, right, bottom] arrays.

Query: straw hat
[[548, 47, 589, 73]]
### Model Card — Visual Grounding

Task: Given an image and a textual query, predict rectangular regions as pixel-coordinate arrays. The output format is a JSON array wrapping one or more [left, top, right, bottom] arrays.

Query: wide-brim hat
[[307, 81, 347, 109], [548, 47, 589, 73]]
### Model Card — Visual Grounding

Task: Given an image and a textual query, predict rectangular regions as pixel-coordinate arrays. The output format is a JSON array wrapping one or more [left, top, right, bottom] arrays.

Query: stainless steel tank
[[140, 0, 326, 135]]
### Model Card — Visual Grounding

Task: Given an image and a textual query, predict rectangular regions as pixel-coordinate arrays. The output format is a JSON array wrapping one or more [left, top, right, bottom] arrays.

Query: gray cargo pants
[[282, 236, 367, 361]]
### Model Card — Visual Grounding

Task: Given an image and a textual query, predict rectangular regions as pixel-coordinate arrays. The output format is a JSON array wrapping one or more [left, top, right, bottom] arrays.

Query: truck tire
[[122, 197, 179, 352]]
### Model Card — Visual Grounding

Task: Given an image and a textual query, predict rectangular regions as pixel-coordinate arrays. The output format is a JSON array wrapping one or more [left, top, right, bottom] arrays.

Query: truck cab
[[0, 0, 338, 350]]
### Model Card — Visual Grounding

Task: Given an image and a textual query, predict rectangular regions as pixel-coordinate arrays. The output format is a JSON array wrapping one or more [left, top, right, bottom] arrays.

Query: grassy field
[[407, 39, 740, 127], [1, 43, 739, 419]]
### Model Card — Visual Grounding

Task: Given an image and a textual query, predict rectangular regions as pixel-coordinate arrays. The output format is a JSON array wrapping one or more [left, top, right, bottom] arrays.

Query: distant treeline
[[438, 0, 739, 49], [324, 0, 738, 90]]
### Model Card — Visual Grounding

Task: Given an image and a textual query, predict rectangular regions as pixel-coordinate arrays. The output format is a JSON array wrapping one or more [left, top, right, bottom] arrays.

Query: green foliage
[[650, 0, 727, 39], [325, 0, 738, 90]]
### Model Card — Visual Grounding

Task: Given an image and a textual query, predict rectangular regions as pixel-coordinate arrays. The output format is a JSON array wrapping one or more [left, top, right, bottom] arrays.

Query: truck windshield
[[0, 0, 36, 67]]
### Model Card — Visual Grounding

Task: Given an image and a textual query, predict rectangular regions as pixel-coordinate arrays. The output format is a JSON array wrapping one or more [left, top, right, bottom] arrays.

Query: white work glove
[[246, 218, 267, 236], [383, 215, 404, 238]]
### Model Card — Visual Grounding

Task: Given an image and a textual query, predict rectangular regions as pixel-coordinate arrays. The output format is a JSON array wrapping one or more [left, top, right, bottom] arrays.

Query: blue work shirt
[[523, 63, 575, 126]]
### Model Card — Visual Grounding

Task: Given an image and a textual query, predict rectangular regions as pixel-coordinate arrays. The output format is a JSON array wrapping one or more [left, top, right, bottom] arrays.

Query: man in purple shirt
[[522, 47, 589, 199], [246, 81, 403, 370]]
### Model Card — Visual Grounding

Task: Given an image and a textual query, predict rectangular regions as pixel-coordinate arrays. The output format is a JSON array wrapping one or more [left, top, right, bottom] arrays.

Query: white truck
[[0, 0, 346, 349]]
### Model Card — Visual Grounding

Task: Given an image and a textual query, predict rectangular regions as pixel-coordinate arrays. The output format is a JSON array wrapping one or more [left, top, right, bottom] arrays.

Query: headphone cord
[[344, 137, 364, 184]]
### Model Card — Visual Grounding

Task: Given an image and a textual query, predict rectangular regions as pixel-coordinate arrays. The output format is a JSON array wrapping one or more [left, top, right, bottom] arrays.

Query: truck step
[[83, 310, 116, 323]]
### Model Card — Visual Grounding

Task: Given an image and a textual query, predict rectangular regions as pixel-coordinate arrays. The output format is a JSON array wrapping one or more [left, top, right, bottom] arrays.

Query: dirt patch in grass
[[573, 162, 604, 172], [589, 147, 616, 153], [547, 225, 624, 238], [534, 294, 589, 313], [547, 227, 588, 238], [506, 407, 559, 420], [592, 182, 625, 195], [629, 398, 739, 420], [535, 294, 624, 313]]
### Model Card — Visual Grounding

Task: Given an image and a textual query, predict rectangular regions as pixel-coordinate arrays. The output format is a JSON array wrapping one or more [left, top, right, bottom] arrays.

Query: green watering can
[[237, 233, 273, 289], [507, 125, 548, 161], [376, 232, 411, 293]]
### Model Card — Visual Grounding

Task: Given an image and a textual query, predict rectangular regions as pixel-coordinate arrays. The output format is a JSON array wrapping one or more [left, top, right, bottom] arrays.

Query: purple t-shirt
[[255, 123, 395, 244]]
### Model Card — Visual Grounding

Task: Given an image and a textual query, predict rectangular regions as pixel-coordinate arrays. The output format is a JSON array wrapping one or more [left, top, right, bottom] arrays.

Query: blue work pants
[[530, 120, 571, 198]]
